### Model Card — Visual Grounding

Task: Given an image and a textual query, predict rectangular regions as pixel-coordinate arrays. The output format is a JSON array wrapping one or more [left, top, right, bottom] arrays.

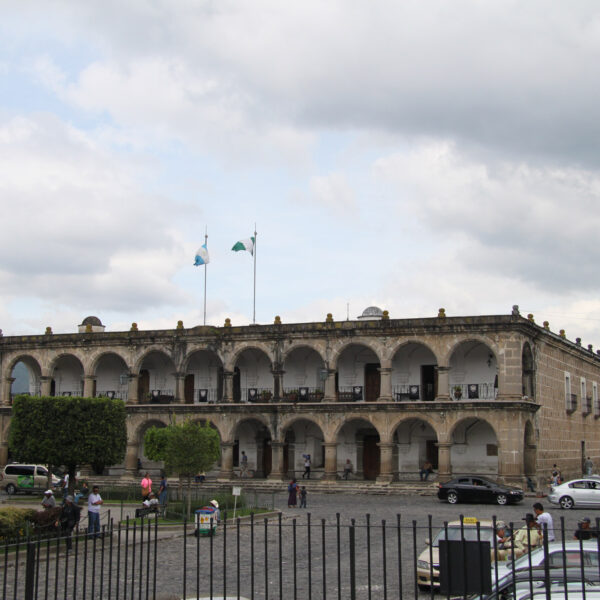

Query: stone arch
[[280, 417, 326, 477], [232, 347, 273, 403], [391, 417, 439, 479], [132, 346, 175, 374], [48, 353, 85, 396], [447, 339, 499, 400], [282, 342, 326, 365], [134, 349, 177, 403], [89, 350, 130, 376], [332, 343, 383, 402], [227, 342, 275, 371], [134, 418, 169, 473], [330, 341, 383, 370], [232, 417, 274, 478], [522, 342, 535, 399], [282, 345, 326, 399], [390, 342, 439, 402], [335, 417, 382, 480], [90, 351, 130, 400], [183, 349, 224, 403], [5, 354, 43, 397], [449, 417, 499, 476]]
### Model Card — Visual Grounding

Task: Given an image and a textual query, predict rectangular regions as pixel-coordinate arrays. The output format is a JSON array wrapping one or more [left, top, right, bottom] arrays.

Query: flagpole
[[203, 228, 208, 326], [253, 224, 257, 324]]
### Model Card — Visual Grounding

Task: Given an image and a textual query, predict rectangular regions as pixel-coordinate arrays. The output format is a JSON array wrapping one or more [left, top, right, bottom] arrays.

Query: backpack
[[288, 483, 294, 493]]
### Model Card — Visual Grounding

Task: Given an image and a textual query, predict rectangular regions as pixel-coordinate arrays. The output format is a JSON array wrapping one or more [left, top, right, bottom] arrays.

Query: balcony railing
[[96, 390, 128, 401], [240, 388, 274, 403], [193, 388, 219, 403], [149, 389, 175, 403], [449, 383, 498, 400], [282, 387, 324, 402], [337, 386, 364, 402]]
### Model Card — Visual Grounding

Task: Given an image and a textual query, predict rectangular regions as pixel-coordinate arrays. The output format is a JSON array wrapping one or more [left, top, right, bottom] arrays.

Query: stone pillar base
[[268, 471, 285, 481], [376, 474, 394, 484], [321, 471, 338, 481], [377, 395, 393, 402]]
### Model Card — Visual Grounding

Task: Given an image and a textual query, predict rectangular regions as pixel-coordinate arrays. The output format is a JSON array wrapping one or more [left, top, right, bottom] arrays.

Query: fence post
[[349, 521, 356, 600], [24, 540, 36, 600]]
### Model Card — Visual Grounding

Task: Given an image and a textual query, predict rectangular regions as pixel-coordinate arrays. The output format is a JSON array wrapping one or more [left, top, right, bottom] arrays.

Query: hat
[[495, 520, 506, 530], [44, 489, 53, 495], [210, 499, 219, 508], [581, 517, 591, 524], [523, 513, 536, 523], [65, 495, 74, 503]]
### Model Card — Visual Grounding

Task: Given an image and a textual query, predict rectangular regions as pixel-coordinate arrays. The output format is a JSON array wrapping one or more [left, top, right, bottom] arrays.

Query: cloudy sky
[[2, 1, 600, 345]]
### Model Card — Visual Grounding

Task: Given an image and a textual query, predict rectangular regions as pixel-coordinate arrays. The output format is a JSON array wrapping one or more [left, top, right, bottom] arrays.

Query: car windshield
[[432, 526, 494, 546]]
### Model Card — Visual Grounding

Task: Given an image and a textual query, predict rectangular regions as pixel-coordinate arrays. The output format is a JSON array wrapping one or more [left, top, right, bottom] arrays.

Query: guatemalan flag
[[194, 244, 210, 266]]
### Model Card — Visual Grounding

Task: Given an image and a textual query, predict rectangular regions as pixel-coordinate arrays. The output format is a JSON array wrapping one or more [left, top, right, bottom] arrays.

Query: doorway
[[364, 364, 381, 402], [426, 440, 439, 469], [233, 368, 241, 403], [421, 365, 436, 401], [184, 374, 194, 404], [363, 435, 381, 479], [138, 370, 150, 402]]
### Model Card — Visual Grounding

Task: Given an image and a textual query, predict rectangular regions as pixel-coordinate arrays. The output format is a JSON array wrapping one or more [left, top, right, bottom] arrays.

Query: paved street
[[2, 490, 594, 599]]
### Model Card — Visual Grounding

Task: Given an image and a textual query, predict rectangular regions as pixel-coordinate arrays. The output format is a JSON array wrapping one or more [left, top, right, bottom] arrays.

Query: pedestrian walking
[[584, 456, 594, 476], [158, 474, 168, 511], [302, 454, 311, 479], [87, 485, 103, 538], [141, 472, 152, 500], [287, 479, 298, 508], [57, 495, 80, 551], [300, 486, 307, 508]]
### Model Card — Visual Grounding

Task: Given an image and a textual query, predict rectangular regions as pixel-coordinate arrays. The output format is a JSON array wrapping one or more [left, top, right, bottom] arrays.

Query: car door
[[583, 480, 600, 507], [454, 477, 473, 502], [471, 477, 491, 503]]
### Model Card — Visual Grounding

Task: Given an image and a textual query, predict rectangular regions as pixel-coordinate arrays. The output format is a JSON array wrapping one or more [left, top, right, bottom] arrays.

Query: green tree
[[9, 395, 127, 495], [144, 420, 221, 518]]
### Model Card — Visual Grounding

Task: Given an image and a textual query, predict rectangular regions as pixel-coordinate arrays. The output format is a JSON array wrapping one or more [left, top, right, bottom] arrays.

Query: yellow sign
[[463, 517, 478, 524]]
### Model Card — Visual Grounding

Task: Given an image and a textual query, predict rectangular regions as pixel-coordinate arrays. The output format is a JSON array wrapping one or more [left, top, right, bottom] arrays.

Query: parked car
[[494, 541, 600, 582], [0, 464, 60, 495], [473, 566, 600, 600], [437, 476, 524, 505], [417, 518, 497, 588], [548, 478, 600, 509]]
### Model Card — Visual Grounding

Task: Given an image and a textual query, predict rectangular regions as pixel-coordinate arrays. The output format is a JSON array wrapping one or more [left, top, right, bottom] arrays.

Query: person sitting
[[142, 492, 159, 510], [574, 517, 599, 540], [512, 513, 541, 558], [495, 520, 512, 560], [74, 481, 89, 505], [343, 459, 353, 480], [419, 461, 433, 481], [41, 489, 56, 510]]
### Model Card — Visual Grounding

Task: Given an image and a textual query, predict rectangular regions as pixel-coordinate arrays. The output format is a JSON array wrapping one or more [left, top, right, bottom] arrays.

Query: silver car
[[548, 478, 600, 509]]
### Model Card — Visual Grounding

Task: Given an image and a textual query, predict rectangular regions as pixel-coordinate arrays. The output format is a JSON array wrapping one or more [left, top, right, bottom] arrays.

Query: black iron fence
[[2, 513, 600, 600]]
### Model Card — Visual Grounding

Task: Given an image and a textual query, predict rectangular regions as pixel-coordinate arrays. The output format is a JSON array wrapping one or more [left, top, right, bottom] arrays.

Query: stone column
[[174, 372, 186, 404], [268, 441, 285, 480], [222, 371, 234, 403], [125, 442, 139, 477], [127, 374, 139, 404], [83, 375, 96, 398], [437, 442, 452, 481], [435, 366, 451, 400], [40, 376, 52, 397], [324, 370, 337, 402], [219, 442, 234, 480], [376, 442, 395, 483], [322, 442, 338, 480], [377, 367, 393, 402], [272, 369, 284, 402], [0, 377, 14, 406], [0, 442, 8, 467]]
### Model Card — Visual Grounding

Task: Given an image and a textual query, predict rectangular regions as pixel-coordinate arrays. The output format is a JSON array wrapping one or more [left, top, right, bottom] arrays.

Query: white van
[[0, 464, 60, 495]]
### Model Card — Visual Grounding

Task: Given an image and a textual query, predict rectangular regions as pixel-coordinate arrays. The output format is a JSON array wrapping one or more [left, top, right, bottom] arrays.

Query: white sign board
[[232, 486, 242, 496]]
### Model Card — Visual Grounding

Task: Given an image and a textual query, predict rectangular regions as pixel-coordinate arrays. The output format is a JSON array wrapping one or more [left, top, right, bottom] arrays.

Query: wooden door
[[138, 370, 150, 402], [364, 364, 380, 402], [184, 374, 194, 404], [426, 439, 439, 469], [233, 368, 241, 403], [421, 365, 436, 401], [263, 439, 272, 476], [362, 436, 380, 480]]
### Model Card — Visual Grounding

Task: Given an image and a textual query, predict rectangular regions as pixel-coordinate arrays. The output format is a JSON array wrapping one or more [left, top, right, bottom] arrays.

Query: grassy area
[[121, 506, 274, 527]]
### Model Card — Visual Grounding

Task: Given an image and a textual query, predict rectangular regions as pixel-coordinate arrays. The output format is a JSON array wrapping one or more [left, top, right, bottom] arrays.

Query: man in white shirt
[[87, 485, 103, 538], [533, 502, 555, 541]]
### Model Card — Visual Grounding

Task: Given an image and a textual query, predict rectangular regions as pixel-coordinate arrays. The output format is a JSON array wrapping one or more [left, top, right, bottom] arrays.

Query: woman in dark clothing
[[287, 479, 298, 508]]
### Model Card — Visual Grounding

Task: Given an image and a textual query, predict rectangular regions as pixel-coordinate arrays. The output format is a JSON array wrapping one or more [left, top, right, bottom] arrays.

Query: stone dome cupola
[[357, 306, 384, 321], [78, 316, 106, 333]]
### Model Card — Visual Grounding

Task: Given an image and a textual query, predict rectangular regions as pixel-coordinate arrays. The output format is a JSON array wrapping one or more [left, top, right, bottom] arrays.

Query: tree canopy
[[9, 395, 128, 491]]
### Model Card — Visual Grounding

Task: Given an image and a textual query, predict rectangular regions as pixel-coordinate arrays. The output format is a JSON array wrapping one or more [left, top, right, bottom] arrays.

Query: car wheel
[[559, 496, 574, 509], [6, 483, 16, 495], [447, 490, 458, 504], [496, 493, 508, 505]]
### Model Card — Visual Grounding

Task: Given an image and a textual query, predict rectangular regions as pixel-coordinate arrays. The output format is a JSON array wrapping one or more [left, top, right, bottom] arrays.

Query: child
[[300, 486, 307, 508]]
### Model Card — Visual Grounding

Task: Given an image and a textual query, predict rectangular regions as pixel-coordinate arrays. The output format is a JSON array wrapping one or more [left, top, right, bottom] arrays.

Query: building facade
[[1, 307, 598, 486]]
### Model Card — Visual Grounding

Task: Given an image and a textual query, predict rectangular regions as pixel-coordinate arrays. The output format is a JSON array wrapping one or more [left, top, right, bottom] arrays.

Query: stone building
[[0, 307, 598, 486]]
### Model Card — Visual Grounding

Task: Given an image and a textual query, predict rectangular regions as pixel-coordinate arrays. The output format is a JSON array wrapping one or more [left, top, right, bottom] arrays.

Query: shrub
[[0, 507, 37, 541]]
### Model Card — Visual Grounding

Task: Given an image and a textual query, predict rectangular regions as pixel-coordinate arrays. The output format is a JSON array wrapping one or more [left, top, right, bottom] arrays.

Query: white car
[[548, 478, 600, 509], [494, 541, 599, 581]]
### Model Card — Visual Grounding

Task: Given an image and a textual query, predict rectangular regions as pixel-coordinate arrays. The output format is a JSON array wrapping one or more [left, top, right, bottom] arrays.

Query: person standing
[[533, 502, 555, 541], [57, 495, 80, 551], [42, 489, 56, 509], [158, 474, 168, 511], [141, 472, 152, 500], [240, 451, 249, 478], [299, 486, 307, 508], [584, 456, 594, 476], [87, 485, 103, 538], [287, 479, 298, 508], [343, 459, 353, 480], [302, 454, 311, 479]]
